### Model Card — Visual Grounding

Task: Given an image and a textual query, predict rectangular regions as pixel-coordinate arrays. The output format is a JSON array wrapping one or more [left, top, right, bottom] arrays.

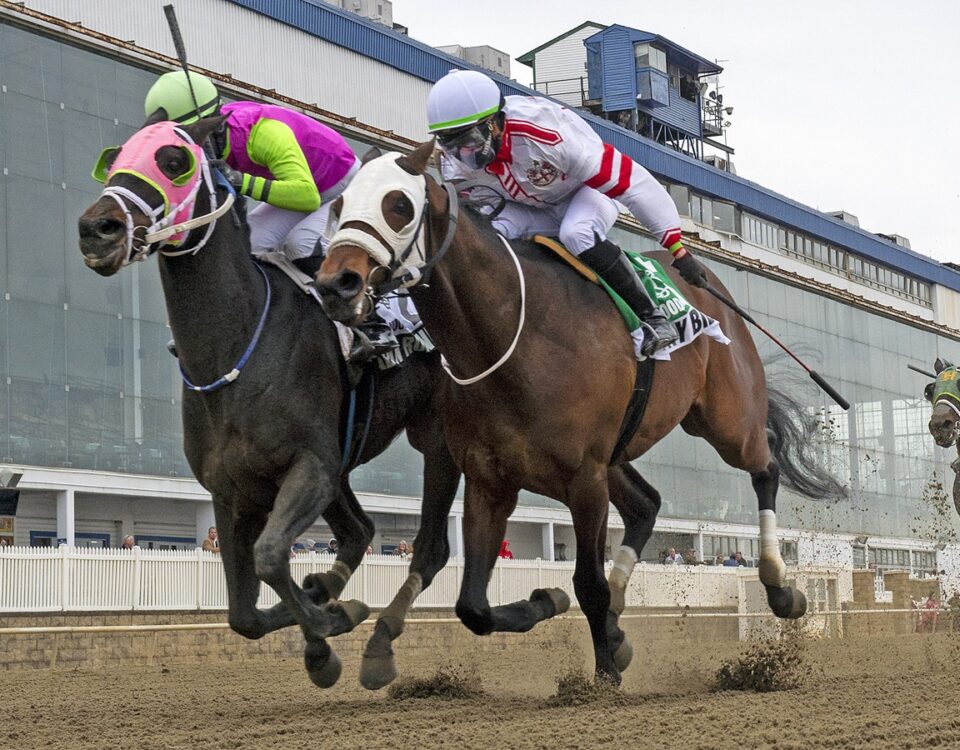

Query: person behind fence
[[663, 547, 684, 565], [498, 539, 514, 559], [395, 539, 410, 559], [120, 535, 135, 550], [948, 590, 960, 632], [326, 538, 339, 555], [722, 552, 740, 567], [201, 526, 219, 554], [684, 548, 699, 565], [920, 593, 940, 634]]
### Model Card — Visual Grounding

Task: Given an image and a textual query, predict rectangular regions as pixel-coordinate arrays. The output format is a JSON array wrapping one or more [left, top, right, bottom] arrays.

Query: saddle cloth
[[532, 236, 730, 360]]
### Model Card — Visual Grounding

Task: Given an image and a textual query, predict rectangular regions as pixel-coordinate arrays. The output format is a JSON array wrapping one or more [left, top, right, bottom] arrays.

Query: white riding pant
[[491, 185, 621, 255], [248, 157, 361, 260]]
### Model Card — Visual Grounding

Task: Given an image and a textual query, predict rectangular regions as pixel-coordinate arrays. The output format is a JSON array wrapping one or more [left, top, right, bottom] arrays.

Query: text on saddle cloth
[[532, 236, 730, 361]]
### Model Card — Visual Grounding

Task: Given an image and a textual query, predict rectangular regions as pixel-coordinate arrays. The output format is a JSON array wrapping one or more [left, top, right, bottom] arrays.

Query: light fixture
[[708, 90, 717, 100], [724, 106, 734, 115], [853, 534, 869, 545], [723, 120, 732, 127]]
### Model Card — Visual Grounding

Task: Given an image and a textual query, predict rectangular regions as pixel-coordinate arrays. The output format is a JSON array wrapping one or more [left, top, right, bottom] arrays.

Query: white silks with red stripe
[[440, 95, 683, 253]]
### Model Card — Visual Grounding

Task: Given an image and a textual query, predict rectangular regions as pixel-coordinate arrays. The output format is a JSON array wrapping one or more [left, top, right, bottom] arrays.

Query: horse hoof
[[359, 652, 398, 691], [531, 588, 571, 617], [767, 585, 807, 619], [304, 642, 342, 689], [613, 637, 633, 672], [335, 599, 371, 629]]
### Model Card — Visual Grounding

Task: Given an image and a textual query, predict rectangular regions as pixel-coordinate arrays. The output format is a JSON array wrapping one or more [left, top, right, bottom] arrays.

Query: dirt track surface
[[5, 633, 960, 750]]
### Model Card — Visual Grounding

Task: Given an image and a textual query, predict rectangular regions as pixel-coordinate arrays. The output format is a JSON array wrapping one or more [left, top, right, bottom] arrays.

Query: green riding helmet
[[144, 71, 221, 124]]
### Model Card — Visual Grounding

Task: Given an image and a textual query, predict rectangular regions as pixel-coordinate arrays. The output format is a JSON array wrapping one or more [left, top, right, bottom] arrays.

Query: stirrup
[[166, 339, 179, 359], [348, 325, 398, 364], [639, 313, 678, 357]]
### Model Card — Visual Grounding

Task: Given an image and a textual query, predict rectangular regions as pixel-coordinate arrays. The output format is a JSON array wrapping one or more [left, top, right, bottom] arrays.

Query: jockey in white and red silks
[[427, 70, 711, 356]]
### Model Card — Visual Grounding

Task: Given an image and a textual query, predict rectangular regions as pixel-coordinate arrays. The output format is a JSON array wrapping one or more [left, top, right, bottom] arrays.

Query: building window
[[634, 44, 666, 72], [912, 550, 937, 578], [780, 540, 799, 566]]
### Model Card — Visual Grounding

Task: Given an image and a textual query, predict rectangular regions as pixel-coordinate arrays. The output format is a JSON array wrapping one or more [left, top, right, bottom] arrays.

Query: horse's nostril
[[333, 271, 364, 300], [95, 218, 124, 237]]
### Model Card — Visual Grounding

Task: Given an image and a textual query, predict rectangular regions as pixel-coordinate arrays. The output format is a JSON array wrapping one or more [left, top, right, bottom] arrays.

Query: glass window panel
[[6, 174, 66, 303]]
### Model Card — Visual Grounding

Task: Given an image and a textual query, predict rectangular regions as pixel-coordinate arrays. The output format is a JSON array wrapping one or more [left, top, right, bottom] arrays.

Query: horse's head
[[314, 140, 446, 324], [78, 114, 226, 276], [927, 358, 960, 448]]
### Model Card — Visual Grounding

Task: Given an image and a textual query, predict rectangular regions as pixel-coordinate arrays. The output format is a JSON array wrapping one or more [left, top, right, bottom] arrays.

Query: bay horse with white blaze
[[77, 115, 461, 689], [315, 141, 844, 684]]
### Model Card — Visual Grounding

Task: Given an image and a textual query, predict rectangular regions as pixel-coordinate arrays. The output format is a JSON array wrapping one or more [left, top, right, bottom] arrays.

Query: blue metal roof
[[584, 24, 723, 77], [227, 0, 960, 293]]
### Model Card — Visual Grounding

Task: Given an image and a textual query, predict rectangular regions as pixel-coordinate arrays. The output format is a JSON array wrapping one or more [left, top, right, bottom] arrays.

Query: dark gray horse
[[77, 114, 461, 688]]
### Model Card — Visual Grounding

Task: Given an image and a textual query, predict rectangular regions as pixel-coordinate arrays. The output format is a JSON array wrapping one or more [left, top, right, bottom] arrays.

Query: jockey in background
[[426, 69, 711, 356], [143, 71, 395, 361]]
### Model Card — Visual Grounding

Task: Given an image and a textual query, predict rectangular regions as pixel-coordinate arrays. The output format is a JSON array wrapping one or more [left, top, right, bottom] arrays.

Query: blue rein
[[179, 261, 272, 393]]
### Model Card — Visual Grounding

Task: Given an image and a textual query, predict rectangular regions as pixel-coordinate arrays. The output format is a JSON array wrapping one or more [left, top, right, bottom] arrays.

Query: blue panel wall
[[641, 87, 702, 137], [598, 27, 636, 112], [586, 44, 602, 101], [637, 70, 669, 107]]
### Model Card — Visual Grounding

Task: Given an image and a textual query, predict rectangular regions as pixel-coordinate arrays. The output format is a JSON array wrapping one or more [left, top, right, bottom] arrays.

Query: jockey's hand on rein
[[672, 249, 709, 289], [210, 160, 244, 189]]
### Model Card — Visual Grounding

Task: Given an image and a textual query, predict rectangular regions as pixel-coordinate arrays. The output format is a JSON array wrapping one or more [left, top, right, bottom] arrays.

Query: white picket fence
[[0, 545, 780, 614]]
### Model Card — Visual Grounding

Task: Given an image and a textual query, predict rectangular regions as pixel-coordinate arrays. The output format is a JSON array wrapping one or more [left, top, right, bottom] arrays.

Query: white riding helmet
[[427, 70, 502, 133]]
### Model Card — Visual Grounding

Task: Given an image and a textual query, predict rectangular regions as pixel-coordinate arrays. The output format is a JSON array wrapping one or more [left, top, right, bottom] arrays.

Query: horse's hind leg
[[605, 463, 662, 672], [753, 452, 806, 619], [456, 476, 569, 638], [361, 440, 461, 690]]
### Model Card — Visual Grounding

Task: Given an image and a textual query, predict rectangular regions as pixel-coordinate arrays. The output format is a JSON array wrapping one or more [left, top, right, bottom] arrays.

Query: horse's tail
[[766, 386, 847, 500]]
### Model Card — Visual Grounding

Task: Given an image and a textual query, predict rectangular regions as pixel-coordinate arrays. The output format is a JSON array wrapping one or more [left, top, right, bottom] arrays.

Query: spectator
[[366, 545, 374, 555], [722, 553, 740, 567], [684, 548, 699, 565], [734, 551, 746, 566], [201, 526, 219, 554], [120, 535, 135, 550], [920, 594, 940, 634], [498, 540, 514, 559], [326, 538, 339, 555], [714, 554, 725, 566], [0, 537, 8, 547], [663, 547, 684, 565], [395, 540, 410, 559]]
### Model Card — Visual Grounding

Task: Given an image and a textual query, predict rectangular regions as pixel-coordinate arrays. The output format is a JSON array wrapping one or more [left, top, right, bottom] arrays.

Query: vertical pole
[[132, 545, 142, 611], [447, 514, 463, 558], [196, 546, 204, 610], [541, 521, 555, 562], [56, 488, 75, 547]]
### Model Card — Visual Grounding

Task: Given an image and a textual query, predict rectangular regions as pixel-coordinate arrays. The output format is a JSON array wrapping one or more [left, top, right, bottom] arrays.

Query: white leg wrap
[[758, 510, 786, 588], [608, 545, 638, 616], [329, 560, 352, 585], [380, 573, 423, 639]]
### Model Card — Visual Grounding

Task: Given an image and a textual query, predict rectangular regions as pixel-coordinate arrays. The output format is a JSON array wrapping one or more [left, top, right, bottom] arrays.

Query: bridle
[[98, 125, 235, 266], [324, 152, 526, 385], [95, 123, 270, 395]]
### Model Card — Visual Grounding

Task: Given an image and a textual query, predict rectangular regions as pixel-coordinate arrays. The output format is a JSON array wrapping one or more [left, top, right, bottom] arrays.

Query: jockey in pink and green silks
[[143, 71, 360, 259]]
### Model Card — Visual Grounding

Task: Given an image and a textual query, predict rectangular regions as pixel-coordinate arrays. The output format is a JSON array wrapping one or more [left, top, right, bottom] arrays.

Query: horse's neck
[[159, 221, 265, 379], [411, 217, 522, 379]]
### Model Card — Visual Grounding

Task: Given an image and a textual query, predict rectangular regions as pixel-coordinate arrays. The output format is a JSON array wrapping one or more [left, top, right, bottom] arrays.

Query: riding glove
[[672, 249, 709, 288], [210, 159, 245, 190]]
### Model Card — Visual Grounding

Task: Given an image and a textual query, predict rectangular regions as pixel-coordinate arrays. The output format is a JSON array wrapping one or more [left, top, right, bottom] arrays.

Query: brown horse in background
[[315, 142, 843, 683]]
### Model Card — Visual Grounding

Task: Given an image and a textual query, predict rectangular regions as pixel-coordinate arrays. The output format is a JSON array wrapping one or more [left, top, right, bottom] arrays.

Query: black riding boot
[[348, 319, 399, 364], [578, 237, 679, 356]]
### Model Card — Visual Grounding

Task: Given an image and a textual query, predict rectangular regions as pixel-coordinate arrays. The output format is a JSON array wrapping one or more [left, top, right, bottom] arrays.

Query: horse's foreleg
[[568, 476, 620, 684], [605, 463, 662, 672], [303, 481, 374, 604], [213, 498, 297, 639], [753, 459, 807, 619], [361, 444, 461, 690], [253, 452, 369, 688]]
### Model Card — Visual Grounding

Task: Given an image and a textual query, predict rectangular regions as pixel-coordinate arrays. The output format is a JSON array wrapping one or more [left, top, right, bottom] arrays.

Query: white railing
[[0, 546, 821, 614]]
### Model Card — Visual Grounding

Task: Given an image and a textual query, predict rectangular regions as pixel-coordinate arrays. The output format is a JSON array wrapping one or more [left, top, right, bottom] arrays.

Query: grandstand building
[[1, 0, 958, 588]]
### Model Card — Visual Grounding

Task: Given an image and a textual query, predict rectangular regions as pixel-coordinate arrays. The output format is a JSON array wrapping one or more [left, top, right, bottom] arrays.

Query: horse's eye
[[924, 383, 935, 402], [394, 195, 412, 214]]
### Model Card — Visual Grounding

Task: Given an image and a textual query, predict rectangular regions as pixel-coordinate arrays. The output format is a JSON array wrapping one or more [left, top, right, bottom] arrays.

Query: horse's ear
[[396, 139, 436, 176], [181, 115, 228, 149], [361, 146, 382, 164], [144, 107, 169, 127], [935, 358, 953, 374]]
